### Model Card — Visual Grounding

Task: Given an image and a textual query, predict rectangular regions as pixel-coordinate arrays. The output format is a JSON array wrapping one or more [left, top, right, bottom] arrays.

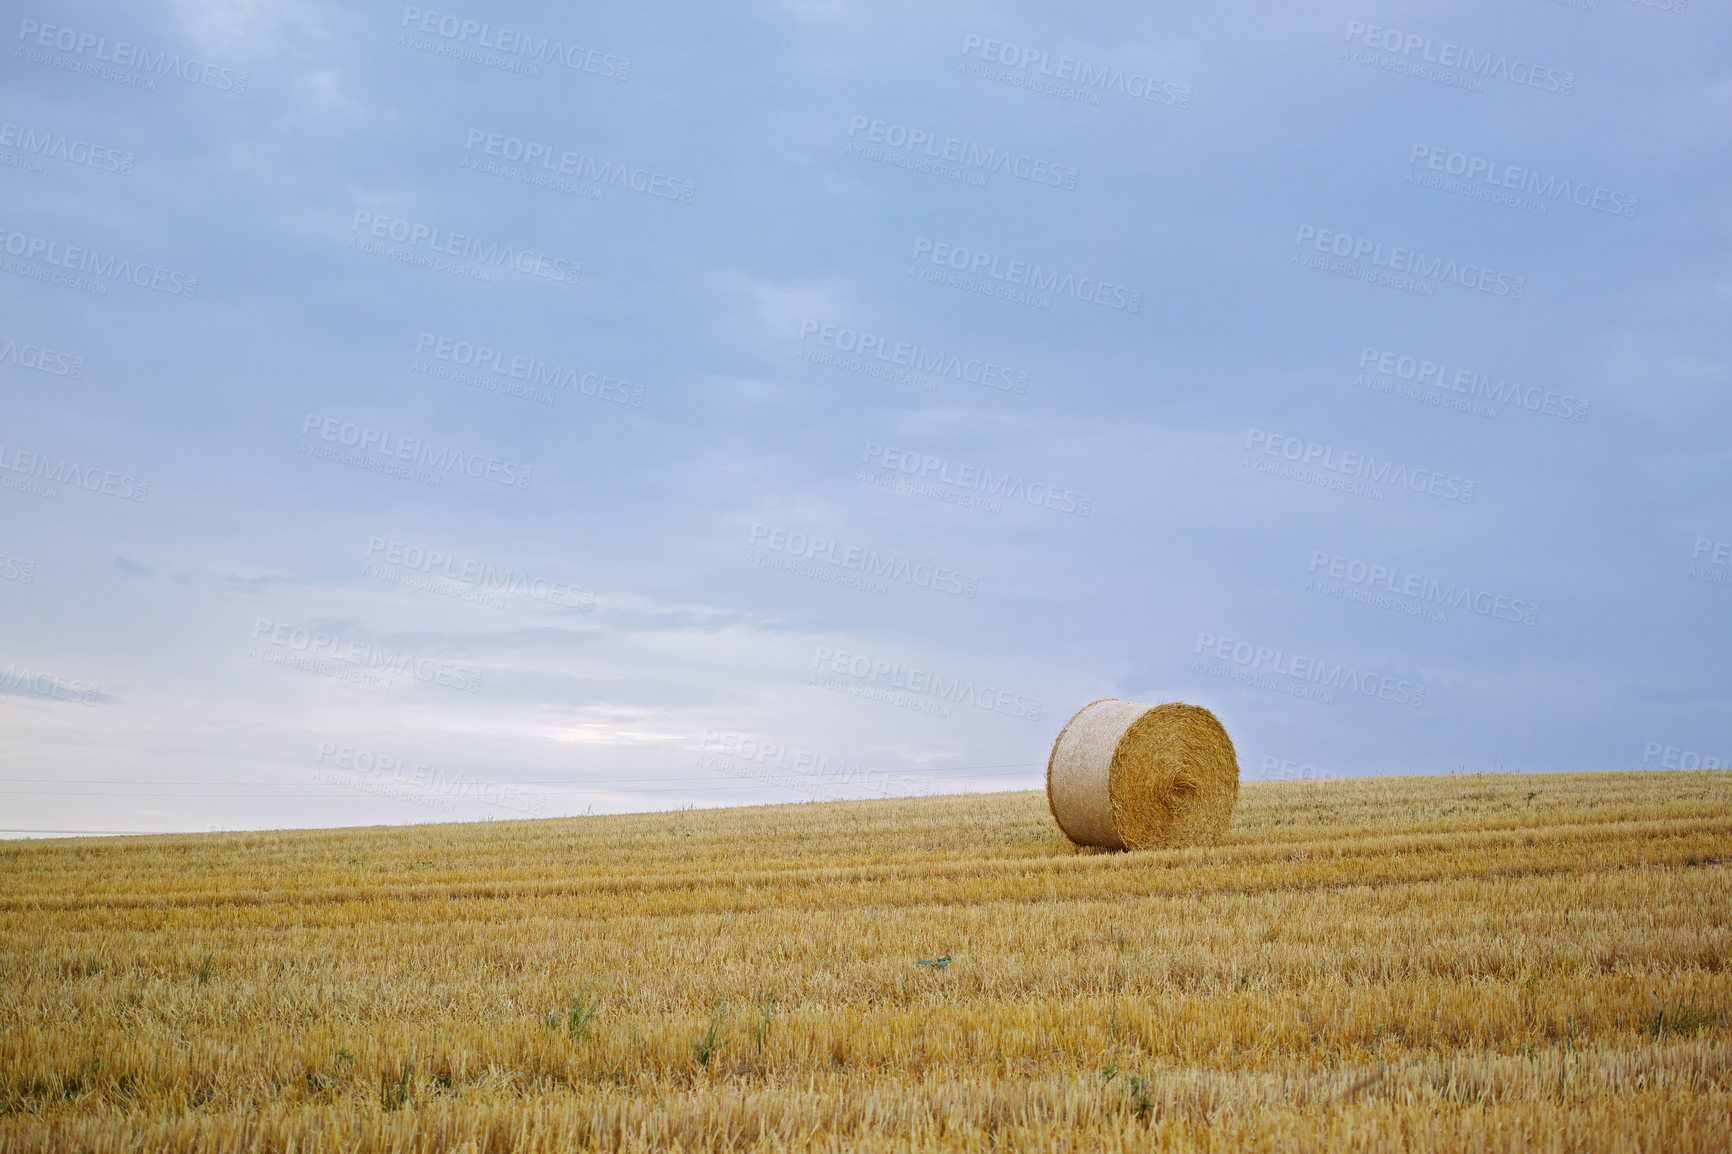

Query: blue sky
[[2, 0, 1728, 836]]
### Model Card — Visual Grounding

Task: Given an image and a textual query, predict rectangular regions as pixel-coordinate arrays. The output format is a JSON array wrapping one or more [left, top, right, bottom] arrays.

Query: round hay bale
[[1046, 699, 1239, 850]]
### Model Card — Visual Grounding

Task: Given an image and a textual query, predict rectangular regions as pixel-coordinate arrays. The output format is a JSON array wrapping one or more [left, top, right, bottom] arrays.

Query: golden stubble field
[[1, 769, 1728, 1152]]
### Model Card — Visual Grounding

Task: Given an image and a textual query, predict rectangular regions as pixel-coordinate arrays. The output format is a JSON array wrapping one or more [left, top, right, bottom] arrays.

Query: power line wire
[[0, 762, 1040, 785], [0, 763, 1043, 793]]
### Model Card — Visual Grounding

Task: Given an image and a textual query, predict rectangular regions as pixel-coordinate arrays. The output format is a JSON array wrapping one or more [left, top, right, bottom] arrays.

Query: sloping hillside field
[[2, 771, 1729, 1152]]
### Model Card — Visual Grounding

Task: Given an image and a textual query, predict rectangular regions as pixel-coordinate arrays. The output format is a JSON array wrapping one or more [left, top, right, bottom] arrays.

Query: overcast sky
[[2, 0, 1728, 837]]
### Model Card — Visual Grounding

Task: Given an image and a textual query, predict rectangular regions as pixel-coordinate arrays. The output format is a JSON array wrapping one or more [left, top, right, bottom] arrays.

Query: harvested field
[[1, 769, 1729, 1152]]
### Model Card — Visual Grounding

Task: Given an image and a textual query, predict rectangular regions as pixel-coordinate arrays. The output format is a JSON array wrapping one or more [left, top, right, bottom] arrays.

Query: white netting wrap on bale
[[1046, 698, 1239, 850]]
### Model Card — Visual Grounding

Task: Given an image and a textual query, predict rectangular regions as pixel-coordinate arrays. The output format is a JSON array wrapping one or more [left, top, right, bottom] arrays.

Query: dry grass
[[1, 769, 1728, 1152]]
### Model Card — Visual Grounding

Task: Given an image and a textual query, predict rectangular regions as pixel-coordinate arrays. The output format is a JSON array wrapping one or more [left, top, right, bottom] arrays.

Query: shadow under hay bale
[[1046, 698, 1239, 850]]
